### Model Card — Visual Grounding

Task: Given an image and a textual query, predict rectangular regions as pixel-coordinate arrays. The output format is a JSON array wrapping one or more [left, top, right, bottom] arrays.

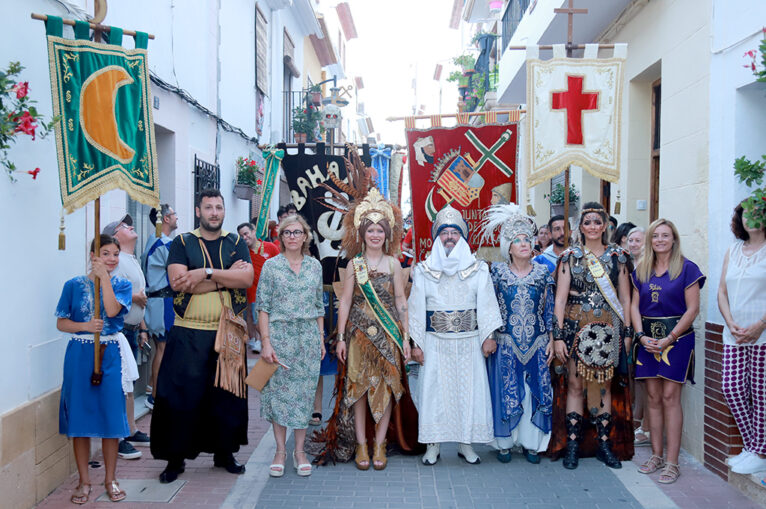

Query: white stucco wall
[[0, 0, 303, 417], [706, 0, 766, 321]]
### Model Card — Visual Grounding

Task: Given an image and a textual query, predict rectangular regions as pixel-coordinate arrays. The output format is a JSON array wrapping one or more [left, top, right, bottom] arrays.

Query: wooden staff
[[30, 13, 156, 39], [91, 197, 103, 385]]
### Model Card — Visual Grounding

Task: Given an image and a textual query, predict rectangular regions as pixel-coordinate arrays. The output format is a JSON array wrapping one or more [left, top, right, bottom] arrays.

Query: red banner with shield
[[406, 124, 519, 262]]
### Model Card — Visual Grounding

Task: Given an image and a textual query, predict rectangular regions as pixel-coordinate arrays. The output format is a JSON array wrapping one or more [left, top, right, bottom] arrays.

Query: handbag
[[199, 239, 248, 398], [245, 357, 279, 391]]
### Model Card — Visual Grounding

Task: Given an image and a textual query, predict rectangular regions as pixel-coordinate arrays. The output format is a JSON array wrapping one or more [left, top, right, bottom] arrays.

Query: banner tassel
[[614, 189, 621, 215], [58, 209, 66, 251]]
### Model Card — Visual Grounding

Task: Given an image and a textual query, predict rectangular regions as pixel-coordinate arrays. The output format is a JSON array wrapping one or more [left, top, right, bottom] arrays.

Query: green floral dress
[[256, 254, 324, 428]]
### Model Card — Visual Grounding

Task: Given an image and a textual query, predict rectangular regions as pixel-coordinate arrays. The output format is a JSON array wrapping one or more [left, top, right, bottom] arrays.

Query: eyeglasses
[[282, 229, 305, 238], [115, 224, 133, 232]]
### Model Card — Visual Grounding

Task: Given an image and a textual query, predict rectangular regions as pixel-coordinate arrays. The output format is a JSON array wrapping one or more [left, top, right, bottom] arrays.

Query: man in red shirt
[[237, 222, 280, 352]]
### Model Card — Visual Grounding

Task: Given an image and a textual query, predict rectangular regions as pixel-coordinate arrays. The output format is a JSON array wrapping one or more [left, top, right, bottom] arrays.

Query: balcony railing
[[501, 0, 530, 57]]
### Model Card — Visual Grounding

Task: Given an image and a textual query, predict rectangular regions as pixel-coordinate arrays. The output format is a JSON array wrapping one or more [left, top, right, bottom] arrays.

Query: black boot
[[563, 412, 582, 470], [214, 452, 246, 474], [159, 459, 185, 483], [595, 413, 622, 469]]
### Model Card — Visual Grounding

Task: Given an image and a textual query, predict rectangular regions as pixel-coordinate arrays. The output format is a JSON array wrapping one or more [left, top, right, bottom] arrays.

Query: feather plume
[[478, 203, 523, 248]]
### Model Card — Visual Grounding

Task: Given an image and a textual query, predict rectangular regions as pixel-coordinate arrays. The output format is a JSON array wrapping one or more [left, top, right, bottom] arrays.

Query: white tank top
[[723, 240, 766, 346]]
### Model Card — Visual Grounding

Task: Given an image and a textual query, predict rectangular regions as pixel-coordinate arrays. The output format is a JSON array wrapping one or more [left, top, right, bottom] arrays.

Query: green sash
[[351, 254, 404, 353], [254, 149, 284, 240]]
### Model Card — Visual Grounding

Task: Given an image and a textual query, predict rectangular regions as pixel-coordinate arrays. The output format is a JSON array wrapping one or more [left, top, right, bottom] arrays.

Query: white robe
[[408, 255, 502, 444]]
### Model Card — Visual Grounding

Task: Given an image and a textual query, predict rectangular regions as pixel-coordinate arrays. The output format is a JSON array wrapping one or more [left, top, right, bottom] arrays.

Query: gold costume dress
[[311, 266, 422, 463]]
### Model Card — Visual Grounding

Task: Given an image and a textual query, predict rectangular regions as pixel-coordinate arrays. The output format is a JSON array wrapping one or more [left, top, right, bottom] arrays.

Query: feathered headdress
[[317, 145, 402, 257], [478, 203, 537, 261]]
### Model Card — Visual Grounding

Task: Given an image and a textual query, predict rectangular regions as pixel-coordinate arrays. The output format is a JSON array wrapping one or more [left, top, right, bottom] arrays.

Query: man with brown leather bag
[[150, 188, 253, 483]]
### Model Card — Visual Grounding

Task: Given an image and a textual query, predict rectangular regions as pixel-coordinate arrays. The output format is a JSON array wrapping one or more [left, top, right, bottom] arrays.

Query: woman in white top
[[717, 202, 766, 475]]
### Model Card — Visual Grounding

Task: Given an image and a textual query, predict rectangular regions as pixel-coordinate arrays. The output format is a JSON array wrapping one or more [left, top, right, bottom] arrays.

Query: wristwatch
[[205, 268, 213, 280]]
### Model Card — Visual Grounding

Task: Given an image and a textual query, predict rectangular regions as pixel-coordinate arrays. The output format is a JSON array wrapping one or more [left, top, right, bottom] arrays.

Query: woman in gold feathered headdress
[[311, 147, 422, 469]]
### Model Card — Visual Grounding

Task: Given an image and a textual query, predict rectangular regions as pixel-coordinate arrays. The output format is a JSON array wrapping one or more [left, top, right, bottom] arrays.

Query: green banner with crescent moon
[[45, 16, 159, 213]]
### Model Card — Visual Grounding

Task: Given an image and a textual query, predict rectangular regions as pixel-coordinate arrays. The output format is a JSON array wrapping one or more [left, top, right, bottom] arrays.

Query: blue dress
[[487, 262, 555, 449], [56, 275, 132, 438]]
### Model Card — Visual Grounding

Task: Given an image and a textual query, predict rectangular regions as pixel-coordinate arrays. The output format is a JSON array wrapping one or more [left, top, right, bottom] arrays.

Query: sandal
[[355, 443, 370, 471], [269, 451, 287, 477], [309, 412, 322, 426], [658, 462, 680, 484], [638, 454, 665, 474], [104, 480, 126, 502], [372, 441, 387, 471], [70, 483, 91, 505], [634, 427, 651, 447], [293, 450, 312, 477]]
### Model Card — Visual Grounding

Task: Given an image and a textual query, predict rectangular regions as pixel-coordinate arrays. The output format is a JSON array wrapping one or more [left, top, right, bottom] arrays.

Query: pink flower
[[13, 111, 38, 139], [13, 82, 29, 99]]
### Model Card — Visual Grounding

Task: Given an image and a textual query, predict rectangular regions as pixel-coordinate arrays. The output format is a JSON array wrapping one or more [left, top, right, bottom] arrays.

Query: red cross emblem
[[551, 75, 599, 145]]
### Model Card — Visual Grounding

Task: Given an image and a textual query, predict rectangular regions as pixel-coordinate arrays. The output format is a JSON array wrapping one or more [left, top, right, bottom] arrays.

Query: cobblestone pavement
[[34, 371, 765, 509]]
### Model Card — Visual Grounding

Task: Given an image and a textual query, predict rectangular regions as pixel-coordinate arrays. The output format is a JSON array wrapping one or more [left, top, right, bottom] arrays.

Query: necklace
[[743, 238, 766, 256], [365, 253, 384, 272]]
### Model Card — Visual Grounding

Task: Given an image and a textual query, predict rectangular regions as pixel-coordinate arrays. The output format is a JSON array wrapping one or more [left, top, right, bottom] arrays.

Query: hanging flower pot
[[310, 91, 322, 105], [233, 183, 254, 200], [294, 132, 308, 144]]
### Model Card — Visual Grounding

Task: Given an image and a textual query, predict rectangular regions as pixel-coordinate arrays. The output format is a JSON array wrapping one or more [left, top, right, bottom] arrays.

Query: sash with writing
[[351, 254, 403, 353], [584, 249, 625, 323]]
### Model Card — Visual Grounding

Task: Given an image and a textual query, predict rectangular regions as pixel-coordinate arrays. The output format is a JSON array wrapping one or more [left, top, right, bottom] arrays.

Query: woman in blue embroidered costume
[[310, 148, 422, 470], [480, 204, 555, 464], [550, 202, 634, 470], [56, 234, 136, 504]]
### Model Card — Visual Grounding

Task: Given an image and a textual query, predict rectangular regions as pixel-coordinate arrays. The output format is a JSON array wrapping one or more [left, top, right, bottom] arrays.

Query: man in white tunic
[[408, 205, 502, 465]]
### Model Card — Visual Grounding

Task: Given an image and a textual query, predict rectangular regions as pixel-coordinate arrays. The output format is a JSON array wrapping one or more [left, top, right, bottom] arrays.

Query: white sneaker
[[457, 443, 481, 464], [728, 450, 754, 467], [731, 454, 766, 474], [422, 443, 440, 465]]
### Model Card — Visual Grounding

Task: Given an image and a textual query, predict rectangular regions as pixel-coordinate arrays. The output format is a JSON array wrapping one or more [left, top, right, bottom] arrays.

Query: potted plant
[[309, 84, 322, 106], [292, 105, 323, 143], [453, 54, 476, 74], [233, 156, 261, 200], [546, 183, 580, 217]]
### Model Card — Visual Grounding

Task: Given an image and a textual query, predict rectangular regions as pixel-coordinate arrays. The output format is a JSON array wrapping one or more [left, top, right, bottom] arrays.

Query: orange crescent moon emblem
[[80, 66, 135, 163]]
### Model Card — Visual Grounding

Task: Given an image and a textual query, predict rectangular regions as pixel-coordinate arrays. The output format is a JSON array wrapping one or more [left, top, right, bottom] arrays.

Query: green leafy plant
[[235, 156, 262, 188], [452, 54, 476, 72], [545, 183, 580, 205], [471, 30, 498, 46], [292, 104, 323, 140], [734, 31, 766, 229], [1, 61, 58, 182]]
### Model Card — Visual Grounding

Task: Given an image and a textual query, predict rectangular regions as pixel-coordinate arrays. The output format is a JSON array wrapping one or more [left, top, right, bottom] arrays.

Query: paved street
[[35, 366, 764, 509]]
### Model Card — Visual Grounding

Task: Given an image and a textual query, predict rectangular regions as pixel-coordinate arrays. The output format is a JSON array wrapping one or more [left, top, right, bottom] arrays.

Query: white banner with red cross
[[525, 44, 627, 187]]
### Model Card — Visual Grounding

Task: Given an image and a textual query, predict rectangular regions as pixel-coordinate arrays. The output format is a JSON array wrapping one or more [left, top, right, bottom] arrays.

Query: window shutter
[[255, 8, 268, 95]]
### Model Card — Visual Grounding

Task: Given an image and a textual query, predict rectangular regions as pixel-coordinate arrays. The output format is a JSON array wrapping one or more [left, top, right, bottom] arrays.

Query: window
[[501, 0, 530, 57]]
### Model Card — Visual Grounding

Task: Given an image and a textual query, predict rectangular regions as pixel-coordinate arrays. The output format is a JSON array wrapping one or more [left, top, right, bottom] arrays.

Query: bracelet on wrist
[[337, 332, 345, 343], [669, 330, 678, 342]]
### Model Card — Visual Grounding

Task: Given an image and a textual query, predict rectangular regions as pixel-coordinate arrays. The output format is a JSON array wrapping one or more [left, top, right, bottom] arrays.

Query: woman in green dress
[[257, 214, 325, 477]]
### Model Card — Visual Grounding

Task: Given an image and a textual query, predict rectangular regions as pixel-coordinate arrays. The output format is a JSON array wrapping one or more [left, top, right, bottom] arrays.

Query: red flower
[[12, 82, 29, 99], [13, 111, 38, 140], [256, 179, 263, 186], [27, 168, 40, 179], [249, 160, 256, 166]]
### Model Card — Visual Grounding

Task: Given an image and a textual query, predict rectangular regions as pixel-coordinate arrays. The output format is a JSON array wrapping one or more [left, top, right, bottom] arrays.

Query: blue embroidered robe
[[487, 261, 555, 436]]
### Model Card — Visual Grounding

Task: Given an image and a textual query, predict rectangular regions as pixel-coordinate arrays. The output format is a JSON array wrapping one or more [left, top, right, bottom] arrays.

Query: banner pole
[[90, 4, 105, 386], [91, 197, 103, 385]]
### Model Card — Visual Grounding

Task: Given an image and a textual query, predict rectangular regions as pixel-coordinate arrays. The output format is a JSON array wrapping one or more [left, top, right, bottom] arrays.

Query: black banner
[[279, 143, 371, 284]]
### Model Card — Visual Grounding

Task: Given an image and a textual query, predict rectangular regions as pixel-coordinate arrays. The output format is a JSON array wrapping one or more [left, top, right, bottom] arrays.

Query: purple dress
[[631, 259, 705, 383]]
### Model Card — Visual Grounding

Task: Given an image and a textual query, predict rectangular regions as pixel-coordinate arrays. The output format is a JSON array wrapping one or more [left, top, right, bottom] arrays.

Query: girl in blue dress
[[56, 234, 133, 504]]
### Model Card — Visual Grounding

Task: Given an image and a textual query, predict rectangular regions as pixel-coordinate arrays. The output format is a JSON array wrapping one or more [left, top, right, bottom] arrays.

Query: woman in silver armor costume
[[550, 202, 634, 469]]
